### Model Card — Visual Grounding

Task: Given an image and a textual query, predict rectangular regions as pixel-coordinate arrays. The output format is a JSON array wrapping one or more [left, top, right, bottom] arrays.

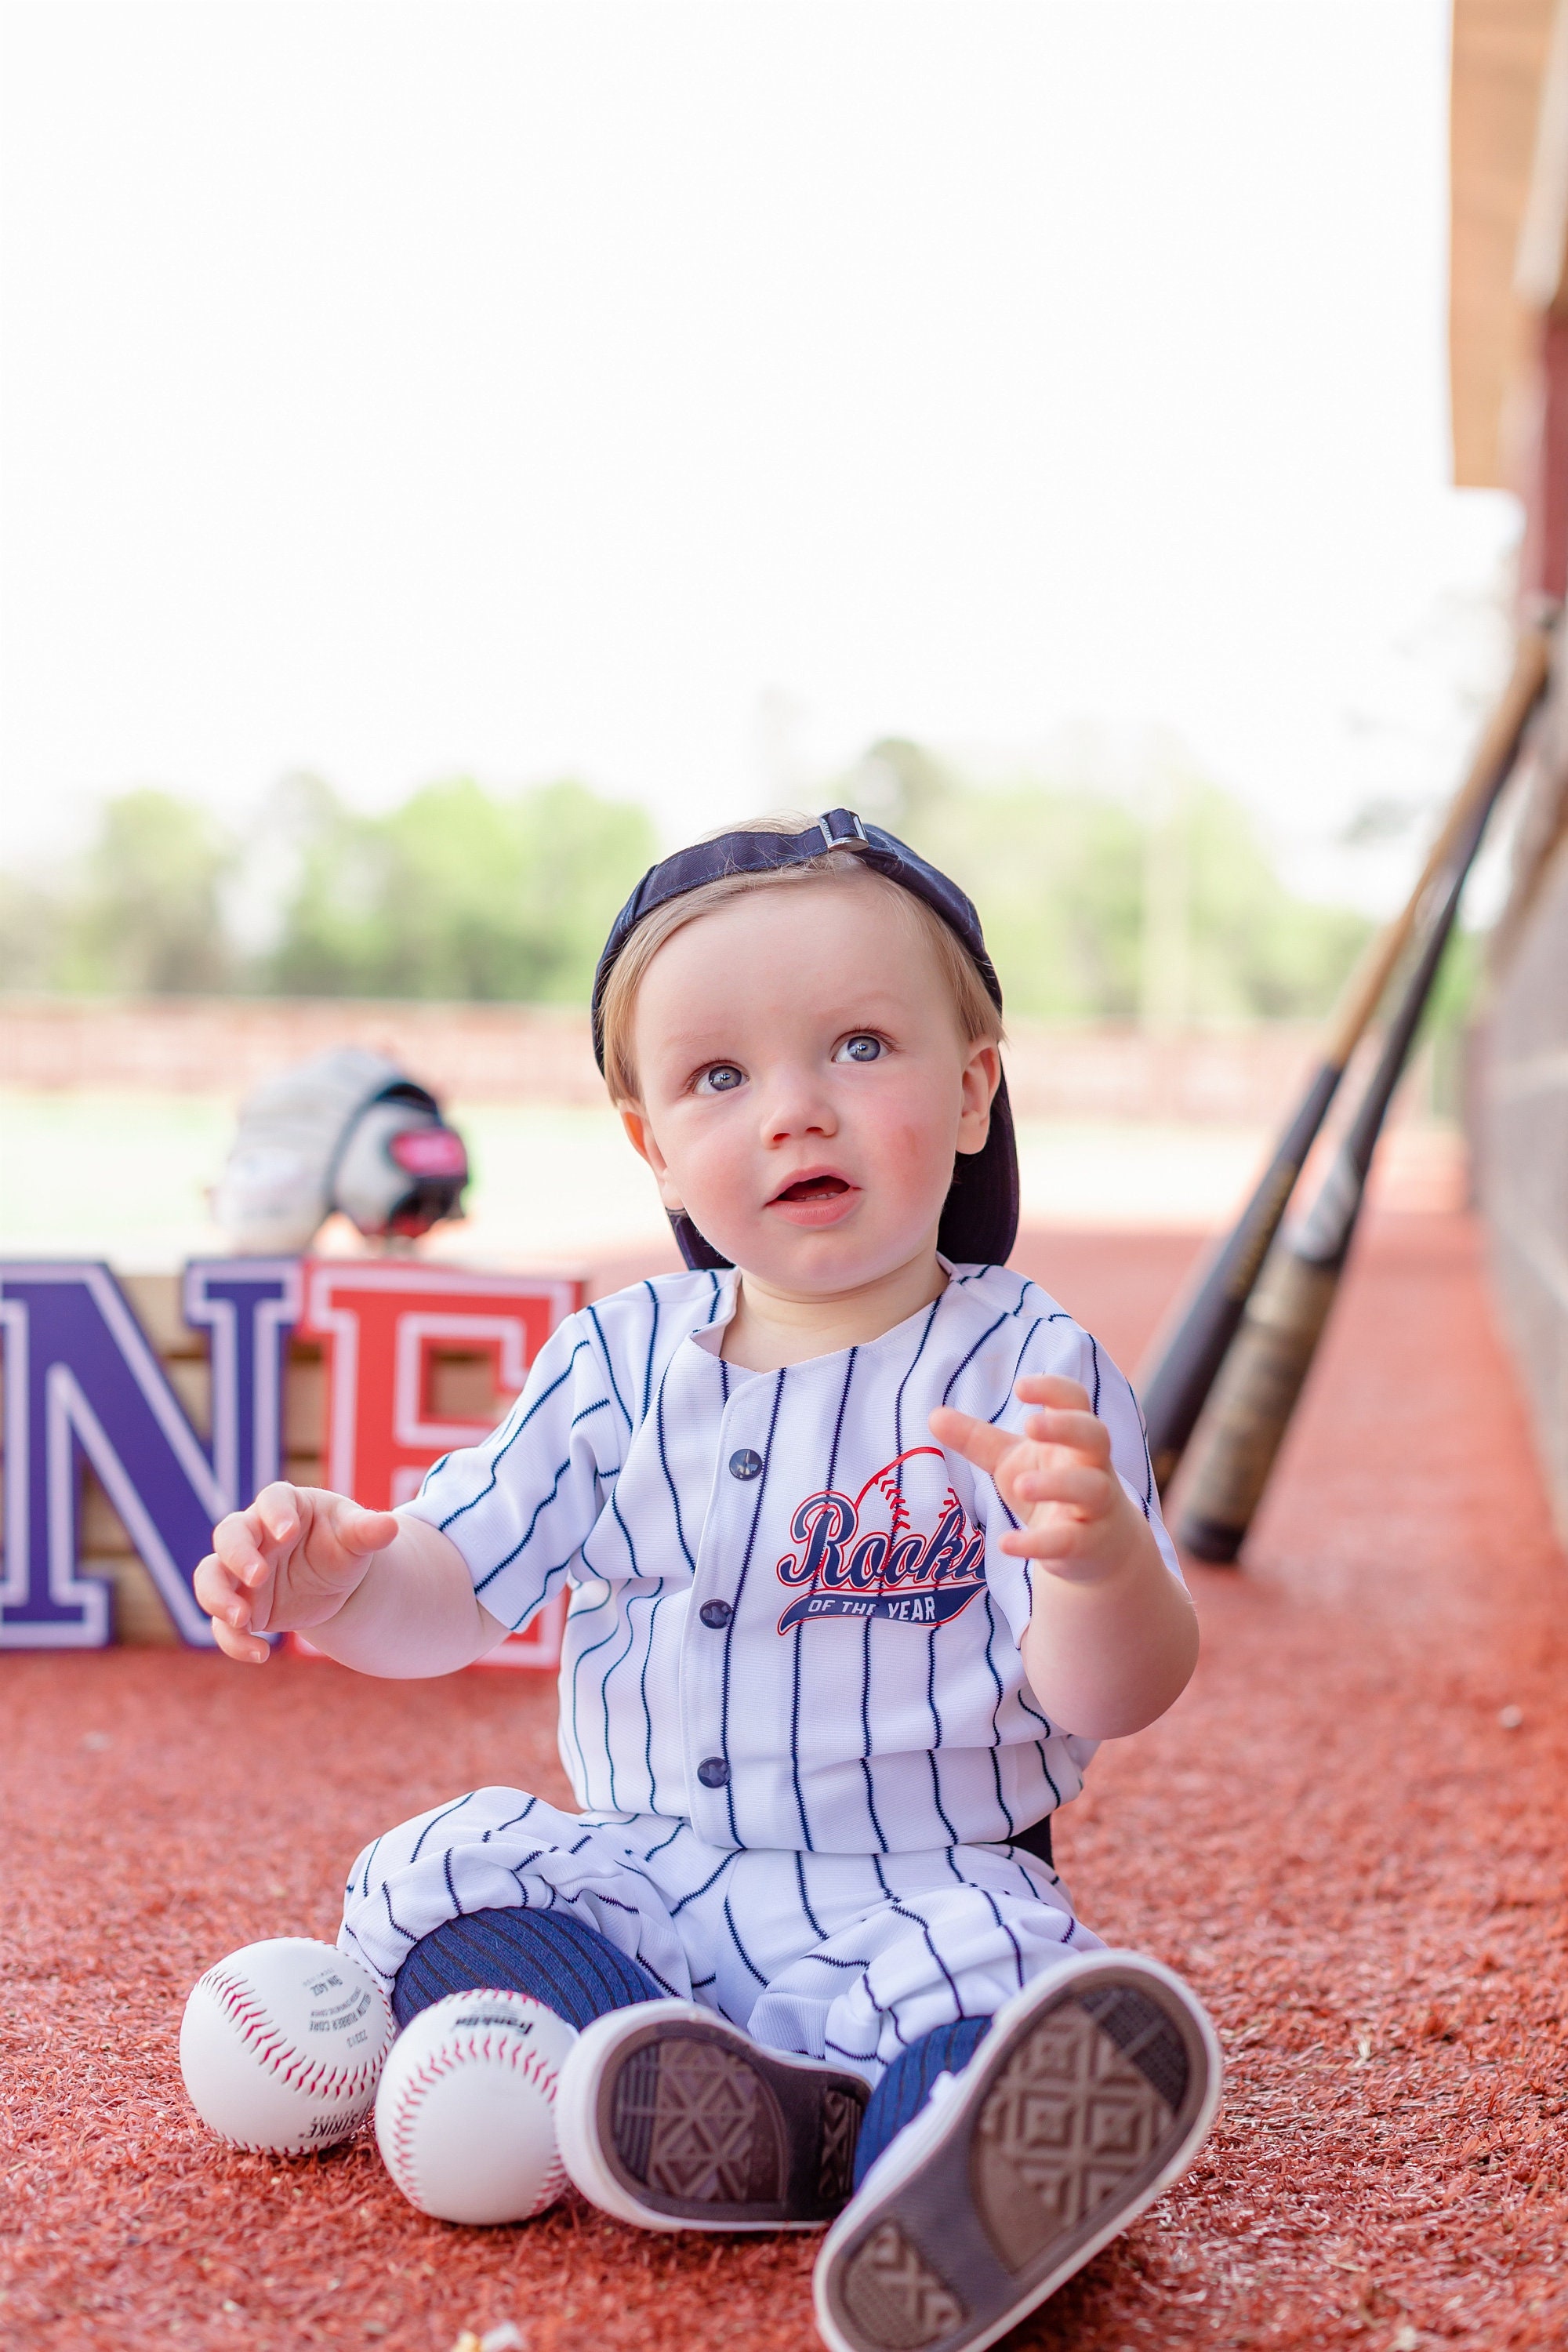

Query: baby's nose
[[759, 1070, 837, 1139]]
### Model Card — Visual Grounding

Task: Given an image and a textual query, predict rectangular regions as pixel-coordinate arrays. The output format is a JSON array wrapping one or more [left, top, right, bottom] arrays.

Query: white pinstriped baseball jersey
[[403, 1261, 1181, 1857]]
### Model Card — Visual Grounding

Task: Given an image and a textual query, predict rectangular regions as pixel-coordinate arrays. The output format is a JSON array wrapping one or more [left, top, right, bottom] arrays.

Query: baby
[[197, 810, 1219, 2352]]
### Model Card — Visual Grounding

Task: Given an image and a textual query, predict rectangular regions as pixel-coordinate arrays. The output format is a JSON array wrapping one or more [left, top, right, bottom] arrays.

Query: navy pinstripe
[[398, 1262, 1177, 1854], [434, 1343, 589, 1533]]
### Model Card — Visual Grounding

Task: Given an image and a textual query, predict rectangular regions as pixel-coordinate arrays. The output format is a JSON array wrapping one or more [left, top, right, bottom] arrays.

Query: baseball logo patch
[[775, 1446, 986, 1632]]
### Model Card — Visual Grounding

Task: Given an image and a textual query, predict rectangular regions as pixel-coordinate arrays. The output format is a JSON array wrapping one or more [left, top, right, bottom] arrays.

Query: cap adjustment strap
[[817, 808, 868, 849]]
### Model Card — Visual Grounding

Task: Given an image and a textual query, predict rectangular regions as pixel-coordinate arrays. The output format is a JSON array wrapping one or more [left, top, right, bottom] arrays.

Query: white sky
[[0, 0, 1523, 911]]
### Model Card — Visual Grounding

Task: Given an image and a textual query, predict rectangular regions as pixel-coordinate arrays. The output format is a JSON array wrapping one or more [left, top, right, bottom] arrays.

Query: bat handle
[[1175, 1248, 1341, 1562]]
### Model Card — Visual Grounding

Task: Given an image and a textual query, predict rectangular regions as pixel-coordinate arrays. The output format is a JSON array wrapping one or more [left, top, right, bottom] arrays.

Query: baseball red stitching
[[386, 2029, 564, 2218], [201, 1962, 391, 2114]]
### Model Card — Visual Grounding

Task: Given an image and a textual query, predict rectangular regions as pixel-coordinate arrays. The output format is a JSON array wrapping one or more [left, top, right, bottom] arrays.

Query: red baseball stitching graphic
[[777, 1447, 988, 1633], [201, 1962, 391, 2142], [852, 1444, 945, 1529], [386, 2029, 564, 2218]]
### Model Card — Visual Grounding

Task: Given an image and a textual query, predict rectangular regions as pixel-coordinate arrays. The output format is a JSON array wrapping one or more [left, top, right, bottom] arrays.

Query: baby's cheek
[[671, 1124, 753, 1218], [893, 1112, 955, 1194]]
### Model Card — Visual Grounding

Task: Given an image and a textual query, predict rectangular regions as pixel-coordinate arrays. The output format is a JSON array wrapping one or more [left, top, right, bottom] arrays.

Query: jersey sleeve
[[398, 1311, 617, 1633], [980, 1312, 1183, 1655]]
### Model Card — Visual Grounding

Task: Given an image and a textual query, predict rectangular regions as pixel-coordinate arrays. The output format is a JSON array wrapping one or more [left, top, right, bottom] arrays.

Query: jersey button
[[699, 1600, 732, 1628], [697, 1756, 731, 1788], [728, 1448, 763, 1480]]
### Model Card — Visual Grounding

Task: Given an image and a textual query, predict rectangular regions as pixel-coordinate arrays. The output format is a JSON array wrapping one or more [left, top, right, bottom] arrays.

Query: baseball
[[374, 1989, 577, 2224], [180, 1937, 394, 2154]]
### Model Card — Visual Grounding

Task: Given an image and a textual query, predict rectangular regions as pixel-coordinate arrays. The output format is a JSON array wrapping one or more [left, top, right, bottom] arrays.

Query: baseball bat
[[1173, 736, 1517, 1564], [1136, 624, 1551, 1493]]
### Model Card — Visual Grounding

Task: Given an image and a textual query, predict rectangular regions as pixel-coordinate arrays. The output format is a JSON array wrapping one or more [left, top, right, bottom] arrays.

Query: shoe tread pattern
[[819, 2086, 862, 2205], [612, 2034, 786, 2205], [840, 2219, 967, 2350], [1079, 1984, 1191, 2111], [972, 1992, 1181, 2273]]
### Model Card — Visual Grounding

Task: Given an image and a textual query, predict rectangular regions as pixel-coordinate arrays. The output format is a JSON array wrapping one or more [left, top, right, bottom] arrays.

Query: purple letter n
[[0, 1261, 299, 1650]]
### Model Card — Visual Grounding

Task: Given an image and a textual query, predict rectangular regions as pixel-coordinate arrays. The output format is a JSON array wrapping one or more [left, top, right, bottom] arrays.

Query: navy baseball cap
[[592, 808, 1019, 1270]]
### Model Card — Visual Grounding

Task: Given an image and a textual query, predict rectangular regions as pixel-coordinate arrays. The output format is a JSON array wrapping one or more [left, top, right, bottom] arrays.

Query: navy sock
[[852, 2016, 994, 2188], [391, 1906, 666, 2032]]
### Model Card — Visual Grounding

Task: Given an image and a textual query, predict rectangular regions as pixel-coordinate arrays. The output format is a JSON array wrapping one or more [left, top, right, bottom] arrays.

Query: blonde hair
[[601, 812, 1003, 1104]]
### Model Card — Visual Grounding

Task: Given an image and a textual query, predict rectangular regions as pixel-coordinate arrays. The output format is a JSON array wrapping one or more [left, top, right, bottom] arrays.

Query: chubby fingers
[[931, 1385, 1110, 1479], [212, 1483, 298, 1592], [194, 1544, 247, 1619], [210, 1599, 273, 1664], [1018, 1406, 1110, 1465], [1014, 1376, 1107, 1461], [996, 1511, 1116, 1561], [331, 1499, 402, 1555], [202, 1481, 307, 1657], [1007, 1457, 1115, 1514], [252, 1479, 303, 1544], [927, 1404, 1013, 1475], [1014, 1374, 1091, 1412], [194, 1550, 273, 1662]]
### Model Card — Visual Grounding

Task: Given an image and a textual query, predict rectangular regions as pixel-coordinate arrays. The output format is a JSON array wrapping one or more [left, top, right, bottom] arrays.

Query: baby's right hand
[[194, 1483, 401, 1664]]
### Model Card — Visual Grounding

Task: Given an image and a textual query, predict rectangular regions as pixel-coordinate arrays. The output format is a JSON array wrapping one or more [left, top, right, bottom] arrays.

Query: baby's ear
[[956, 1041, 1001, 1154], [617, 1104, 686, 1212], [616, 1100, 655, 1166]]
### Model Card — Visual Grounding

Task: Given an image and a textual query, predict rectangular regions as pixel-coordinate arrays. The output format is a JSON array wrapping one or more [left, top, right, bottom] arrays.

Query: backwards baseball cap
[[592, 807, 1019, 1271]]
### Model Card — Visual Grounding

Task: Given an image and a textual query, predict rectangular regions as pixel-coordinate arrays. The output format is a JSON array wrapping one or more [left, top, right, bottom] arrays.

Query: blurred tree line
[[0, 752, 1378, 1022], [841, 739, 1375, 1024], [0, 777, 657, 1004]]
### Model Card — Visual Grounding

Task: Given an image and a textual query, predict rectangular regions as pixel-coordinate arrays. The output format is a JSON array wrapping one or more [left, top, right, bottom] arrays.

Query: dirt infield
[[5, 1216, 1568, 2351]]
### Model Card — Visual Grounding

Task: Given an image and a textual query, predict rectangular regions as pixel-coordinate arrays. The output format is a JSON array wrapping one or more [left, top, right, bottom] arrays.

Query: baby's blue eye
[[698, 1063, 745, 1094], [839, 1035, 883, 1063]]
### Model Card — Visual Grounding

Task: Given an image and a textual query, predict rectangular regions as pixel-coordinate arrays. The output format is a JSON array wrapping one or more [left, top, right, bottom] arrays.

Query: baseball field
[[4, 1209, 1566, 2351]]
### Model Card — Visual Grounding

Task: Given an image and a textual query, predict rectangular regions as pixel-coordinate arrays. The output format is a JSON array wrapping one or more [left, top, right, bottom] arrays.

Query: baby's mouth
[[772, 1175, 851, 1203]]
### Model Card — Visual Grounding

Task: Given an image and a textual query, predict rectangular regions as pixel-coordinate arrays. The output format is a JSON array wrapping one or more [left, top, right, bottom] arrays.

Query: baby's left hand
[[930, 1374, 1142, 1583]]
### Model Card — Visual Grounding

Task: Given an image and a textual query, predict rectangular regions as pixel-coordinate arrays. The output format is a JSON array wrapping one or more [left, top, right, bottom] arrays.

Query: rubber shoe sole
[[813, 1951, 1221, 2352], [556, 2000, 870, 2232]]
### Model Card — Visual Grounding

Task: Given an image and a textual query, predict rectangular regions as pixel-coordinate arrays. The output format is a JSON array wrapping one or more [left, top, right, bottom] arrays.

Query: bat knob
[[1178, 1512, 1244, 1566]]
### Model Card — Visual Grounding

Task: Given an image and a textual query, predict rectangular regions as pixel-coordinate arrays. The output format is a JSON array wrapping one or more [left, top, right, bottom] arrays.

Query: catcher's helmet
[[212, 1047, 469, 1254]]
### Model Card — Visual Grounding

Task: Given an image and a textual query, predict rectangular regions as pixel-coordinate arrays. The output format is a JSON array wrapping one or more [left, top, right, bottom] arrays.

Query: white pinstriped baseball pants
[[338, 1785, 1102, 2084]]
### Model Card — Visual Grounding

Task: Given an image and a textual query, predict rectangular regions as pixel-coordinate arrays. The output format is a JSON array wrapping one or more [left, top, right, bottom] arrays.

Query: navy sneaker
[[556, 1999, 869, 2233], [813, 1951, 1221, 2352]]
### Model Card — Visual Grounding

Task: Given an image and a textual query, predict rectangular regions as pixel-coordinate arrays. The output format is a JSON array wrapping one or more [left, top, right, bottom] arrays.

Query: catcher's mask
[[592, 808, 1018, 1271]]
